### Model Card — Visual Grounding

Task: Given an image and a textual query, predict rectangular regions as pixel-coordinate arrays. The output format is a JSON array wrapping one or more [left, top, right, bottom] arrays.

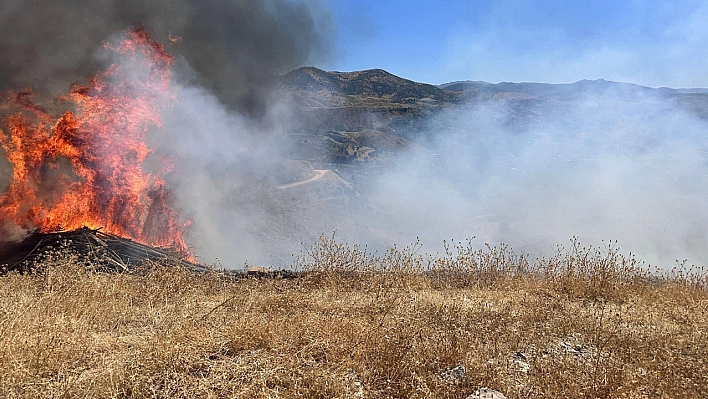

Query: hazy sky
[[325, 0, 708, 88]]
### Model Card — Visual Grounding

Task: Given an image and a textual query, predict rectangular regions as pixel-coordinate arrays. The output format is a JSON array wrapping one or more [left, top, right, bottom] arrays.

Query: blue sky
[[322, 0, 708, 88]]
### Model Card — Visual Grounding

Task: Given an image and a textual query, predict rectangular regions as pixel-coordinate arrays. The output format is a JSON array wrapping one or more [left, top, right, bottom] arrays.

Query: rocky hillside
[[278, 67, 465, 164], [280, 66, 460, 108]]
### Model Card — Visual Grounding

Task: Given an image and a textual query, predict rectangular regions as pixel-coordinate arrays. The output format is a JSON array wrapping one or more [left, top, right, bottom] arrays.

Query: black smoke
[[0, 0, 333, 112]]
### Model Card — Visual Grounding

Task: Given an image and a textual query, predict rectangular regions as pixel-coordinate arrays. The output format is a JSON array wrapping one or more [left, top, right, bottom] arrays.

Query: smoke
[[158, 83, 362, 267], [153, 63, 708, 269], [0, 0, 333, 111], [160, 74, 708, 269], [364, 88, 708, 269]]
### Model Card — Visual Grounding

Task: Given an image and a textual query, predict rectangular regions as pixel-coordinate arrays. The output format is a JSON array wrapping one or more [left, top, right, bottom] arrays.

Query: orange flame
[[0, 28, 189, 254]]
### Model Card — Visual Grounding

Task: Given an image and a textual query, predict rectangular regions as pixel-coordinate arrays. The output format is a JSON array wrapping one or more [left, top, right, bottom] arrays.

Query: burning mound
[[0, 28, 190, 255], [0, 227, 205, 274]]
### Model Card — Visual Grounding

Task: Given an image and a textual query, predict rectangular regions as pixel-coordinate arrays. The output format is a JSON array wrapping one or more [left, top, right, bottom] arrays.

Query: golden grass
[[0, 237, 706, 398]]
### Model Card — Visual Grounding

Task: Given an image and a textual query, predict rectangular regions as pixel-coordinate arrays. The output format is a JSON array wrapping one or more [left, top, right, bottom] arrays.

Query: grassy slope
[[0, 239, 706, 398]]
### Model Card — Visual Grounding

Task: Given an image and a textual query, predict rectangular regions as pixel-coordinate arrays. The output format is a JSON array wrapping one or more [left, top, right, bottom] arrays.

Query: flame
[[0, 28, 189, 254]]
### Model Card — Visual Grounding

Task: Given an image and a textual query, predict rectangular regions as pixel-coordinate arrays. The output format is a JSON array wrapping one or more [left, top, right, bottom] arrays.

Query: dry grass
[[0, 237, 706, 398]]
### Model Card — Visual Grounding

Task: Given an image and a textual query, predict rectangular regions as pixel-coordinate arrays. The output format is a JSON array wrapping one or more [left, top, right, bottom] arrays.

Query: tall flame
[[0, 28, 189, 254]]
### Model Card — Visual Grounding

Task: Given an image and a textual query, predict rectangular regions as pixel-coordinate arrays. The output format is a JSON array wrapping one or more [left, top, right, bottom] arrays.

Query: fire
[[0, 28, 189, 254]]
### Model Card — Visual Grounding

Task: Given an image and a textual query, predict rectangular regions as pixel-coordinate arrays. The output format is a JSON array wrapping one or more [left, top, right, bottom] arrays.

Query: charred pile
[[0, 227, 207, 274]]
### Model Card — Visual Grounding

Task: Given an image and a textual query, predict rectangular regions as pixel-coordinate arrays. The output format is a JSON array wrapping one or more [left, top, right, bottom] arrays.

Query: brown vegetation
[[0, 236, 706, 398]]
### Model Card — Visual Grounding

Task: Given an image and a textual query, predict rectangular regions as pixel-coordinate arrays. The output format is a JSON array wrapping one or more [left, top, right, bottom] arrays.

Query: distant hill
[[279, 67, 459, 108], [438, 78, 708, 98]]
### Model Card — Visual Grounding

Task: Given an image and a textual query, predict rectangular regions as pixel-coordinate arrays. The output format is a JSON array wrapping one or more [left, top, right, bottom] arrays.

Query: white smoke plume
[[366, 88, 708, 269]]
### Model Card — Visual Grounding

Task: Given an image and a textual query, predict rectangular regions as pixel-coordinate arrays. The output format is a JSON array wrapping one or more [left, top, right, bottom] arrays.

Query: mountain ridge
[[438, 78, 708, 95], [277, 66, 708, 165], [279, 66, 459, 108], [281, 67, 708, 108]]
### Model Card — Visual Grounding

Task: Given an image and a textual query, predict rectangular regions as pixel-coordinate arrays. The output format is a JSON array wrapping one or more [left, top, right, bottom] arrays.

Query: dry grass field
[[0, 236, 706, 398]]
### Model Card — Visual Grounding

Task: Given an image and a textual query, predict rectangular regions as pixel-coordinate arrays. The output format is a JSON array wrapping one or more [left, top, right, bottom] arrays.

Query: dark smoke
[[0, 0, 332, 111]]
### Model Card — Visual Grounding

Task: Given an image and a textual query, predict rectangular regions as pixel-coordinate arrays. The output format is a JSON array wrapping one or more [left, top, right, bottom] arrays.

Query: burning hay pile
[[0, 227, 207, 274], [0, 30, 199, 273], [0, 29, 294, 278]]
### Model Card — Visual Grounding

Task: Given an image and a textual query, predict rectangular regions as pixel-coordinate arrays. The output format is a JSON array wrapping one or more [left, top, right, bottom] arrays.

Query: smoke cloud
[[0, 0, 333, 111], [364, 88, 708, 269], [159, 75, 708, 269]]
